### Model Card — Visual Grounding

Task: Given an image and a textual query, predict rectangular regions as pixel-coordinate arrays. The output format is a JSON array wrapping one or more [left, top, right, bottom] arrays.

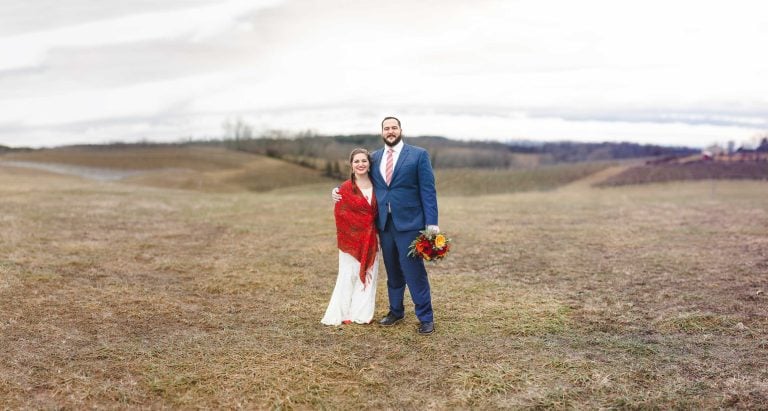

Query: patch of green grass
[[657, 312, 736, 334]]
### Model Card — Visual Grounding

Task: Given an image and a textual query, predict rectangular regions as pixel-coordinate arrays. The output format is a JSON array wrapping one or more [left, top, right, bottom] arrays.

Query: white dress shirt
[[379, 140, 404, 183]]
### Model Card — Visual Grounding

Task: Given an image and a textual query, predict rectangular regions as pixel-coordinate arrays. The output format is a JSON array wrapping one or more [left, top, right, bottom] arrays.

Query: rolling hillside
[[10, 143, 754, 195], [1, 144, 628, 195], [596, 160, 768, 187], [0, 145, 335, 192]]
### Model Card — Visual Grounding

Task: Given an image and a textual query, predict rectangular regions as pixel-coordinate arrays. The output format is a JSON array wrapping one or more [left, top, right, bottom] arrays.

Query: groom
[[334, 116, 439, 334]]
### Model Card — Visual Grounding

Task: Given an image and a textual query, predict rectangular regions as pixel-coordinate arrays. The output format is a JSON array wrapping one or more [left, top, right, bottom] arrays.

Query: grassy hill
[[10, 143, 761, 195], [1, 144, 627, 195], [436, 162, 616, 195], [596, 160, 768, 187], [1, 145, 336, 192]]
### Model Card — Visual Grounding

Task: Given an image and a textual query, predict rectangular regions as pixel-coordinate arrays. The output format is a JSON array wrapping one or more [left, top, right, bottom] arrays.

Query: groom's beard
[[383, 134, 402, 147]]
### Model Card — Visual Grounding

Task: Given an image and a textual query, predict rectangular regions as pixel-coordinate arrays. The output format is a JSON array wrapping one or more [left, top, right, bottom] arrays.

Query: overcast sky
[[1, 0, 766, 148]]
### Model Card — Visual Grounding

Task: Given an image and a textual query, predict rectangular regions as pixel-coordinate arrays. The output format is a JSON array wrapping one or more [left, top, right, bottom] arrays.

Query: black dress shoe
[[418, 321, 435, 335], [378, 312, 404, 326]]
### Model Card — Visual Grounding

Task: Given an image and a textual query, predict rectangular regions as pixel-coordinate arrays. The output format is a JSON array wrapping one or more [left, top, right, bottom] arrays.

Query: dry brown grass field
[[2, 146, 331, 192], [0, 150, 767, 409]]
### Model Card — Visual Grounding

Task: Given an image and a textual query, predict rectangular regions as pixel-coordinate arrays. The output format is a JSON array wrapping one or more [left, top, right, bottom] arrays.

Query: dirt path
[[557, 164, 633, 191]]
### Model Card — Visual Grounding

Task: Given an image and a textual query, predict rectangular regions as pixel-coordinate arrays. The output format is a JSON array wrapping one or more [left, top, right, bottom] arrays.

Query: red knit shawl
[[335, 179, 378, 286]]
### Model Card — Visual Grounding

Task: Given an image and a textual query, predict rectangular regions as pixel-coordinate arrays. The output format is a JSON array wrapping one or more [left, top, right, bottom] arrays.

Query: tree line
[[224, 132, 697, 175]]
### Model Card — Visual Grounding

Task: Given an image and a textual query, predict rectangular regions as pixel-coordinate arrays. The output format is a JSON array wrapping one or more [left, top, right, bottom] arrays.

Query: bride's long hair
[[348, 148, 372, 194]]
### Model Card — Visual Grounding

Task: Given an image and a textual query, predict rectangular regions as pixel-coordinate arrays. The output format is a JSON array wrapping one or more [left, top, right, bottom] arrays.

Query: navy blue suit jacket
[[371, 144, 438, 232]]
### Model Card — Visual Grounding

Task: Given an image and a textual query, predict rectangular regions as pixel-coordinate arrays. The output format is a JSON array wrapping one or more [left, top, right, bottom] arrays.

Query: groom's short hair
[[381, 116, 401, 129]]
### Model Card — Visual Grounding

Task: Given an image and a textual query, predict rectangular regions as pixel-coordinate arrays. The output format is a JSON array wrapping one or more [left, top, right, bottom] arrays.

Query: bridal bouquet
[[408, 230, 452, 262]]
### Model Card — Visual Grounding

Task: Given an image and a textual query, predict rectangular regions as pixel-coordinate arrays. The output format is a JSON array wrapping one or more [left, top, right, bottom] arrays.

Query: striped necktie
[[385, 148, 394, 186]]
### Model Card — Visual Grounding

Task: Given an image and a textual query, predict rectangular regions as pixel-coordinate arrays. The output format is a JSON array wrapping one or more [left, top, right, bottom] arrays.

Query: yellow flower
[[434, 234, 446, 249]]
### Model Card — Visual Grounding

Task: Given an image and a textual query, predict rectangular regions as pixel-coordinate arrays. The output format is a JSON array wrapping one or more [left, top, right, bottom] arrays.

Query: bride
[[321, 148, 380, 325]]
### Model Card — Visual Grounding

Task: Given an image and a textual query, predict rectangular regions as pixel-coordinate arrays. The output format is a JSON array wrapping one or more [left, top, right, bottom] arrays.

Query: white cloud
[[0, 0, 283, 72], [0, 0, 766, 148]]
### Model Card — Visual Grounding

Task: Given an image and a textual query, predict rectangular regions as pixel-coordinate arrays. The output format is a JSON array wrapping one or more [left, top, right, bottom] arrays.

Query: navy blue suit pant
[[379, 215, 433, 323]]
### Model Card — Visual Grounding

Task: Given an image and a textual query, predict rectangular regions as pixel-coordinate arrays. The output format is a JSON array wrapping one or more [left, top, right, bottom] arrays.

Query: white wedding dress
[[321, 187, 379, 325]]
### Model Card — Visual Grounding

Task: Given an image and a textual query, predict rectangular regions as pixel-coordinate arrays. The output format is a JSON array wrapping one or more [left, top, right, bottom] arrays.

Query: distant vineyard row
[[597, 160, 768, 186]]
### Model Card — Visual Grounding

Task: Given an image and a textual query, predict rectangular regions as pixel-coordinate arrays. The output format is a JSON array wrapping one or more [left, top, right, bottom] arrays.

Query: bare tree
[[222, 117, 254, 150]]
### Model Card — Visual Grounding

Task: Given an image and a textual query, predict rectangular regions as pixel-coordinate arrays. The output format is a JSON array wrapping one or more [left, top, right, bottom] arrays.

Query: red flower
[[407, 230, 453, 262]]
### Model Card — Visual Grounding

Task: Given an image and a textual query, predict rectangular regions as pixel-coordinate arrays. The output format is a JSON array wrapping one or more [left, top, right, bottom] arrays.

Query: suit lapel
[[392, 144, 411, 183]]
